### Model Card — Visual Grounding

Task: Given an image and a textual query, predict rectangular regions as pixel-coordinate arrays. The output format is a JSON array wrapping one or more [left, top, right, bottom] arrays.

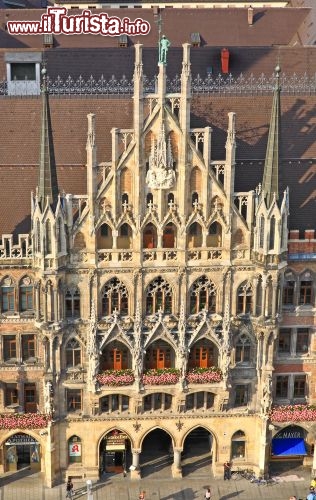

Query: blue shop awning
[[272, 438, 307, 456]]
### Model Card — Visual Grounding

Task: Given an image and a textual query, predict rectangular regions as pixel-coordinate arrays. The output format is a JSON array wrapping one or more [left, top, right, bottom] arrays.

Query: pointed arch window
[[189, 275, 217, 314], [65, 288, 80, 318], [57, 217, 62, 253], [68, 435, 82, 464], [259, 216, 265, 249], [1, 278, 15, 313], [66, 339, 82, 367], [237, 282, 252, 314], [101, 278, 129, 316], [231, 431, 246, 458], [36, 220, 41, 253], [235, 334, 251, 363], [46, 220, 52, 254], [269, 216, 276, 250], [146, 276, 172, 314]]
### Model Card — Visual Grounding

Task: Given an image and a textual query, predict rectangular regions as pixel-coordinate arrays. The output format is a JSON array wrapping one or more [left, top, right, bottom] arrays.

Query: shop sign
[[276, 428, 304, 439], [6, 434, 38, 445], [106, 433, 127, 446], [69, 443, 82, 457]]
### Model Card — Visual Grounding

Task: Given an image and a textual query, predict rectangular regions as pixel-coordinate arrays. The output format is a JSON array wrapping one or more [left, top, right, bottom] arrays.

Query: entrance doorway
[[270, 425, 307, 474], [182, 427, 213, 477], [140, 429, 173, 478], [5, 433, 40, 472], [99, 430, 131, 476]]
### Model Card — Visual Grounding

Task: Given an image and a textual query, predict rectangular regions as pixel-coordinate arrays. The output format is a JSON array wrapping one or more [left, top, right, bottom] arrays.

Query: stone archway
[[3, 432, 41, 473], [182, 426, 214, 478], [140, 428, 174, 478], [270, 424, 308, 475], [99, 429, 132, 477]]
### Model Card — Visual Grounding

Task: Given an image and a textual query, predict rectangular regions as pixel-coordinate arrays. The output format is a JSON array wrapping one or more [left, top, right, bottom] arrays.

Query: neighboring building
[[0, 6, 315, 488]]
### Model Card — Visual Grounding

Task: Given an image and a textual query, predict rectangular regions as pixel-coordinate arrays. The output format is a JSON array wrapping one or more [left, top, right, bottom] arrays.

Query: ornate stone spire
[[262, 65, 281, 208], [146, 122, 175, 189], [38, 67, 58, 208]]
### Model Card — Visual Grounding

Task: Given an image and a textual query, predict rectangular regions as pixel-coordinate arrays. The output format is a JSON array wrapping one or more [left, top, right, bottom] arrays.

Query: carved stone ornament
[[146, 123, 175, 190]]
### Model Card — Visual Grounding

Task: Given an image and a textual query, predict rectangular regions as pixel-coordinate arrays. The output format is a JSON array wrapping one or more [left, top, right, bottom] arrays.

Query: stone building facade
[[0, 43, 315, 487]]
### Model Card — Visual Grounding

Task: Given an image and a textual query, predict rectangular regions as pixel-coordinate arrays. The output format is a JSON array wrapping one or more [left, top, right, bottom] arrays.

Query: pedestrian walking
[[307, 491, 316, 500], [139, 491, 145, 500], [66, 478, 74, 498], [205, 487, 212, 499], [223, 461, 231, 480]]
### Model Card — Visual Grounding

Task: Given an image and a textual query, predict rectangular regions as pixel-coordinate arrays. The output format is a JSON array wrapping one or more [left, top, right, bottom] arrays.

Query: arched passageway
[[182, 427, 213, 477], [269, 425, 308, 476], [99, 429, 132, 476], [4, 433, 41, 473], [140, 429, 173, 478]]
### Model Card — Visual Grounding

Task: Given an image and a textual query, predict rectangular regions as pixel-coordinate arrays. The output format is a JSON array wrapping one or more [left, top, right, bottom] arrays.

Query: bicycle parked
[[231, 467, 255, 480]]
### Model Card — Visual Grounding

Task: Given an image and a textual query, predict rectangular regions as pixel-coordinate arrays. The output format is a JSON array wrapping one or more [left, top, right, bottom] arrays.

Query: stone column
[[172, 448, 182, 478], [272, 283, 278, 317], [130, 449, 141, 479]]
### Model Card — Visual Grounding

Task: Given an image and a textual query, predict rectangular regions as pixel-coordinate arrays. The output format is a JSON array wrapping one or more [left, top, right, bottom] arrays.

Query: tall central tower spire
[[262, 65, 281, 207], [38, 67, 58, 208]]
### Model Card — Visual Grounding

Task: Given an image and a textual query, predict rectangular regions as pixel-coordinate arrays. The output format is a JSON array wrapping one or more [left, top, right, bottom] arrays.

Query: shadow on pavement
[[161, 487, 198, 500], [220, 490, 244, 500], [0, 466, 38, 486]]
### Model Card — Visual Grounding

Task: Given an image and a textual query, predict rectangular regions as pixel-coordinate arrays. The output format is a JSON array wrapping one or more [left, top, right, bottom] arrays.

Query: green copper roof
[[262, 65, 281, 208]]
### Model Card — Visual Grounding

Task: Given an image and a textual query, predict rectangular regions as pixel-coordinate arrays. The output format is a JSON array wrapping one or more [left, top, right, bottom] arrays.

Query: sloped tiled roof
[[0, 92, 315, 235]]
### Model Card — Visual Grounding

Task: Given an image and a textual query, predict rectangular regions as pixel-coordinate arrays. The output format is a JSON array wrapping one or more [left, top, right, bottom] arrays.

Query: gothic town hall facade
[[0, 41, 315, 487]]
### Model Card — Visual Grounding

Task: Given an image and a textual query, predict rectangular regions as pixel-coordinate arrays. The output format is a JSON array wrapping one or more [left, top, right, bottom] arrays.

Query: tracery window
[[235, 334, 251, 363], [66, 339, 82, 367], [65, 288, 80, 318], [237, 282, 252, 314], [189, 275, 216, 314], [146, 276, 172, 314], [101, 278, 129, 316], [259, 216, 265, 249], [269, 216, 276, 250], [46, 220, 52, 254]]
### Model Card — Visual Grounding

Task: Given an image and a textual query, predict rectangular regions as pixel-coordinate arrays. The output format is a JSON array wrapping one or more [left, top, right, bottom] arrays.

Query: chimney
[[248, 6, 254, 26], [221, 48, 229, 74]]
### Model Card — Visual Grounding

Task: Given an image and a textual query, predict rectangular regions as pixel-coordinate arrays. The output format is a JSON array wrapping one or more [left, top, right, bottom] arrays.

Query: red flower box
[[0, 413, 51, 430], [96, 369, 135, 387]]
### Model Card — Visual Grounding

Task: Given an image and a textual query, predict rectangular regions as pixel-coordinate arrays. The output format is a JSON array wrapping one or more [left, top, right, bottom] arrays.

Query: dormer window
[[118, 34, 128, 48], [5, 52, 41, 96], [190, 32, 201, 47]]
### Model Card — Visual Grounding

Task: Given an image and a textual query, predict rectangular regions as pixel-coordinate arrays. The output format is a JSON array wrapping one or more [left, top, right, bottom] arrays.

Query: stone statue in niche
[[146, 123, 175, 189]]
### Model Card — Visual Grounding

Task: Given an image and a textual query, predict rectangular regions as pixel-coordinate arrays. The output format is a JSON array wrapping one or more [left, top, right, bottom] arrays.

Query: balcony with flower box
[[96, 369, 135, 387], [142, 368, 180, 386], [269, 404, 316, 423], [186, 367, 223, 385], [0, 413, 51, 430]]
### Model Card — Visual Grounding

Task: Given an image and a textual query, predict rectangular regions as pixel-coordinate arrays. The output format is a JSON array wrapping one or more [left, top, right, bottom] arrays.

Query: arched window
[[101, 278, 129, 316], [269, 216, 276, 250], [57, 217, 62, 253], [97, 224, 113, 250], [167, 193, 174, 206], [237, 282, 252, 314], [66, 339, 82, 367], [189, 276, 217, 314], [188, 222, 202, 248], [259, 216, 265, 249], [68, 435, 82, 463], [235, 334, 251, 364], [122, 193, 129, 206], [143, 223, 157, 249], [162, 222, 176, 248], [46, 220, 52, 254], [65, 288, 80, 318], [1, 277, 15, 313], [231, 431, 246, 459], [146, 277, 172, 314], [20, 277, 33, 312], [192, 192, 199, 207], [146, 193, 153, 207], [208, 221, 222, 247], [118, 223, 132, 249], [36, 220, 41, 253]]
